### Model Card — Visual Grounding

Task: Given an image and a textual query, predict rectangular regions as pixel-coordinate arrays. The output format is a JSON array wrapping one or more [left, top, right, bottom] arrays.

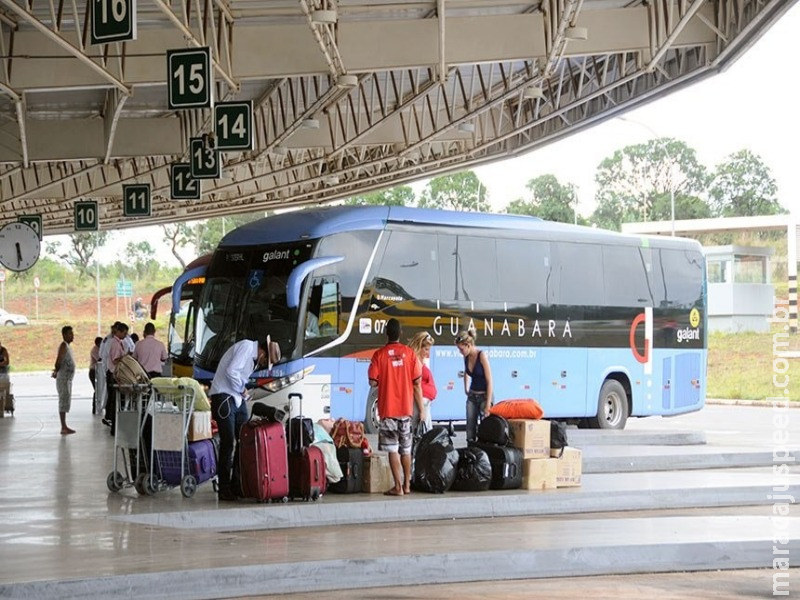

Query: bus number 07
[[374, 319, 387, 334]]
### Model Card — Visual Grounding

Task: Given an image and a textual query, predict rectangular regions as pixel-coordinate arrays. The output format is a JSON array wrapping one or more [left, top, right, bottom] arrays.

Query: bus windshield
[[195, 241, 316, 372]]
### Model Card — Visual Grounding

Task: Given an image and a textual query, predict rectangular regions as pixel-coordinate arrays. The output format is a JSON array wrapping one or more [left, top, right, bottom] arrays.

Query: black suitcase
[[329, 446, 364, 494], [477, 414, 510, 446], [473, 443, 523, 490]]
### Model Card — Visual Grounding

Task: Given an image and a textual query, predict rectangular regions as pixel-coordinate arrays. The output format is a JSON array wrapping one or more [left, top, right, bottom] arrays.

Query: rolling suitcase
[[473, 442, 523, 490], [239, 419, 290, 502], [329, 446, 364, 494], [287, 392, 327, 501], [158, 439, 218, 486]]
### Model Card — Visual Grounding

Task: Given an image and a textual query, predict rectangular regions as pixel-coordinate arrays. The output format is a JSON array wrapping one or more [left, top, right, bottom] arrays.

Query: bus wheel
[[589, 380, 629, 430], [364, 389, 380, 434]]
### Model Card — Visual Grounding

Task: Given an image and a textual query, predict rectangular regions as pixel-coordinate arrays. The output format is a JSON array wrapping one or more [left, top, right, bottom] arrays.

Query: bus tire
[[364, 388, 380, 434], [589, 379, 629, 430]]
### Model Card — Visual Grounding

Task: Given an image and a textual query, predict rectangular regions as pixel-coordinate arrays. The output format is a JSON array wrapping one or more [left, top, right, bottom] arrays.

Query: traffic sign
[[91, 0, 137, 44], [74, 201, 99, 231], [190, 137, 221, 179], [170, 163, 201, 200], [215, 101, 253, 150], [115, 280, 133, 297], [123, 184, 151, 217], [33, 276, 40, 289], [0, 270, 5, 282], [167, 48, 212, 110], [18, 215, 42, 240]]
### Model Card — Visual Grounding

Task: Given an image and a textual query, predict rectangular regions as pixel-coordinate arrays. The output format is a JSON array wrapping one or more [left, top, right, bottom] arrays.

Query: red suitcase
[[289, 445, 327, 501], [239, 419, 289, 503], [287, 393, 327, 501]]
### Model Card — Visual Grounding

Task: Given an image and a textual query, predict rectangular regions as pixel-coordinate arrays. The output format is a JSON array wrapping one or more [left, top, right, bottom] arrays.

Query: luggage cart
[[106, 383, 151, 494], [144, 382, 217, 498]]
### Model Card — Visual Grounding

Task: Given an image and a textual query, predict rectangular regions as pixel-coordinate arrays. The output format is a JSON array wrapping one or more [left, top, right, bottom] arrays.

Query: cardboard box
[[508, 419, 550, 458], [363, 451, 394, 493], [188, 411, 212, 441], [522, 458, 558, 490], [552, 447, 582, 487]]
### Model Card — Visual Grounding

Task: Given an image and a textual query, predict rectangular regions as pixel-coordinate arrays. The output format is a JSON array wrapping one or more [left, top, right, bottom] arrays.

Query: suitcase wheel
[[180, 475, 197, 498]]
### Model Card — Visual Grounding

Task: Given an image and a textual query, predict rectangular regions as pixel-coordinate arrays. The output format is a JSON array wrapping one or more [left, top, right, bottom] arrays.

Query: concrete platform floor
[[1, 380, 798, 598]]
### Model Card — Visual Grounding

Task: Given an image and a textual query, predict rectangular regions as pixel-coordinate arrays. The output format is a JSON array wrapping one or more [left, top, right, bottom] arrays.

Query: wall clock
[[0, 222, 41, 272]]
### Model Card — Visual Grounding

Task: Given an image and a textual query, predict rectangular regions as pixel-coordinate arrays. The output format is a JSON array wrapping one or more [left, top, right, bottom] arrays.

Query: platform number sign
[[167, 48, 212, 110], [18, 215, 42, 240], [215, 101, 253, 151], [74, 201, 99, 231], [190, 138, 220, 179], [91, 0, 136, 44], [123, 184, 151, 217], [170, 163, 201, 200]]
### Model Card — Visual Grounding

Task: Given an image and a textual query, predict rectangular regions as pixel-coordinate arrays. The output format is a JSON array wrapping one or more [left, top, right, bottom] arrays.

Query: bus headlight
[[258, 367, 313, 393]]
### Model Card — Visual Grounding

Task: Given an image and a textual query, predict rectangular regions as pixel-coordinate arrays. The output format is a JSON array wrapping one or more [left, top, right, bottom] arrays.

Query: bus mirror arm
[[286, 256, 344, 308]]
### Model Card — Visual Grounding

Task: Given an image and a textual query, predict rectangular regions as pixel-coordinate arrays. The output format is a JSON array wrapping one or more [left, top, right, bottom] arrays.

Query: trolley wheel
[[212, 479, 219, 493], [180, 475, 198, 498], [281, 496, 289, 503], [106, 471, 125, 493], [143, 476, 158, 496], [310, 490, 320, 502], [134, 473, 148, 496]]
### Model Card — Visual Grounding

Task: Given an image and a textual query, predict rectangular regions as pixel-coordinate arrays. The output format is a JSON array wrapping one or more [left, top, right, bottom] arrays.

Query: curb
[[706, 398, 800, 408]]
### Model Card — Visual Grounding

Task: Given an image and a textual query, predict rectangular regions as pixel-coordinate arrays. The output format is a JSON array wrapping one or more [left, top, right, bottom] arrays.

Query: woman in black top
[[455, 328, 493, 443]]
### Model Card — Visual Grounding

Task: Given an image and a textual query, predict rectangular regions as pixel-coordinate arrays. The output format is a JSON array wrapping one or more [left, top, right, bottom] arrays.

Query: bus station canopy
[[0, 0, 795, 235]]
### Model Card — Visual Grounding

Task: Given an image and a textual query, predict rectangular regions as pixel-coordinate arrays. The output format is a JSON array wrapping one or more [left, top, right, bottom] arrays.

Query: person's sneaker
[[102, 418, 111, 427]]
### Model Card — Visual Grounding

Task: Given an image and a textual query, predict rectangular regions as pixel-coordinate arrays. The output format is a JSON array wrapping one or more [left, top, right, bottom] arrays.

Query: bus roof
[[221, 205, 700, 251]]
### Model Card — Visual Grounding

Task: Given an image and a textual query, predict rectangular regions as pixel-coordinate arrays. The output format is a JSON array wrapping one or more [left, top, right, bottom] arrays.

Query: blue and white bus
[[194, 206, 706, 430]]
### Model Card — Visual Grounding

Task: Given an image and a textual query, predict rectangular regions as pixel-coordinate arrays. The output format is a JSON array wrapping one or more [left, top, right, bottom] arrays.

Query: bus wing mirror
[[287, 256, 344, 308], [172, 265, 208, 314]]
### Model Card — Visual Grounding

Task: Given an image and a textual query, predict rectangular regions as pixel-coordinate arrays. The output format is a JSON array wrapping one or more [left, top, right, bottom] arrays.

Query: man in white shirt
[[96, 324, 116, 423], [133, 322, 168, 378], [208, 337, 273, 501]]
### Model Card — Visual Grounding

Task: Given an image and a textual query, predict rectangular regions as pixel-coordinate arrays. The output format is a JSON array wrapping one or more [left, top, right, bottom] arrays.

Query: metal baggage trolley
[[144, 382, 216, 498], [106, 383, 151, 494]]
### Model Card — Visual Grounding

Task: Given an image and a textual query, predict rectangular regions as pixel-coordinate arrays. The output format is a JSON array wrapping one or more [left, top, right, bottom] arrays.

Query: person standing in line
[[89, 336, 101, 414], [408, 331, 436, 432], [0, 338, 10, 383], [368, 318, 423, 497], [455, 328, 493, 444], [133, 322, 168, 379], [105, 322, 130, 436], [97, 323, 116, 422], [0, 338, 11, 408], [53, 325, 76, 435], [208, 337, 274, 502]]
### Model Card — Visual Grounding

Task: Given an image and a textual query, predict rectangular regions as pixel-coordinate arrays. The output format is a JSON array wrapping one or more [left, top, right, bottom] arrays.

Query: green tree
[[708, 149, 785, 217], [47, 232, 109, 278], [592, 138, 709, 230], [124, 241, 157, 281], [161, 223, 194, 268], [418, 172, 491, 212], [505, 174, 581, 223], [345, 186, 415, 206]]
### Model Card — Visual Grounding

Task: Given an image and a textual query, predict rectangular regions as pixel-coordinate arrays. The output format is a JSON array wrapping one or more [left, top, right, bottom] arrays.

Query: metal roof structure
[[0, 0, 795, 235]]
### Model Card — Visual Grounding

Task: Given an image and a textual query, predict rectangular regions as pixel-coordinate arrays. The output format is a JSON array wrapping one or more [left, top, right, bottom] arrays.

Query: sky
[[476, 1, 800, 216], [56, 2, 800, 267]]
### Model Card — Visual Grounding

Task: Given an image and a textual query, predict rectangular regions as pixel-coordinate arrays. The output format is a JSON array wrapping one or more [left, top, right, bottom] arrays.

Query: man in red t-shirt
[[368, 318, 423, 496]]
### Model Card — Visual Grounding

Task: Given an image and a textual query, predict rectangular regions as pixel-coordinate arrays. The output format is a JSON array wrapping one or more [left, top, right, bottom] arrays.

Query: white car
[[0, 309, 28, 326]]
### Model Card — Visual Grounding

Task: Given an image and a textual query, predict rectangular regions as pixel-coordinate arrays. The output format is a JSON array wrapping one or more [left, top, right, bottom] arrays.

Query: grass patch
[[707, 327, 800, 401]]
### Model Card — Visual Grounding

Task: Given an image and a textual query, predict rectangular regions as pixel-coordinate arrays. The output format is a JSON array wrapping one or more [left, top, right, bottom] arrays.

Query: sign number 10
[[95, 0, 126, 23]]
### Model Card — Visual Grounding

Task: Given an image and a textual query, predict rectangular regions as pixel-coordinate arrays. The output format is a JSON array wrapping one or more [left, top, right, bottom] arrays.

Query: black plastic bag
[[412, 427, 458, 493], [550, 420, 568, 458], [451, 447, 492, 492]]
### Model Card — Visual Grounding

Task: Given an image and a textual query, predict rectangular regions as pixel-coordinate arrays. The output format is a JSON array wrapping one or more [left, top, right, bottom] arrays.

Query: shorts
[[378, 417, 412, 455]]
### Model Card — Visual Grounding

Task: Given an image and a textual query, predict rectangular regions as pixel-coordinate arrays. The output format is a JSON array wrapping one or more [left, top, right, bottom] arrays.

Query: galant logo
[[677, 327, 700, 343]]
